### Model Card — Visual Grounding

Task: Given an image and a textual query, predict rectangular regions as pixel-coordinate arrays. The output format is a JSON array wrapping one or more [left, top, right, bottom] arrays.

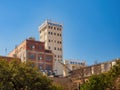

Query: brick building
[[0, 56, 20, 62], [8, 37, 54, 73]]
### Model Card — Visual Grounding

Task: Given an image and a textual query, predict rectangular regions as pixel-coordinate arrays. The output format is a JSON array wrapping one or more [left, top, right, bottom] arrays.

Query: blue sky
[[0, 0, 120, 65]]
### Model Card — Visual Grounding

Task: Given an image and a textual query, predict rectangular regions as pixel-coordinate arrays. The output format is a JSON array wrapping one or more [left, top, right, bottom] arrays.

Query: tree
[[80, 73, 110, 90], [108, 60, 120, 89], [0, 59, 64, 90], [80, 59, 120, 90]]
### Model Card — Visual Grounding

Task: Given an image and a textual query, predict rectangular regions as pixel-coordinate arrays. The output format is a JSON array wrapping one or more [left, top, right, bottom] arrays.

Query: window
[[57, 28, 59, 30], [54, 47, 56, 50], [58, 48, 59, 50], [60, 41, 62, 44], [32, 45, 35, 49], [29, 45, 35, 49], [54, 33, 56, 35], [45, 55, 53, 61], [39, 46, 43, 50], [46, 65, 52, 70], [29, 53, 35, 59], [48, 39, 50, 42], [38, 55, 43, 60], [48, 26, 50, 29], [51, 32, 52, 35], [51, 26, 53, 29], [60, 34, 61, 36], [54, 27, 56, 30], [48, 46, 51, 49], [57, 33, 59, 36], [70, 62, 72, 64], [60, 48, 62, 51], [60, 55, 62, 58], [48, 32, 50, 34], [38, 64, 43, 70]]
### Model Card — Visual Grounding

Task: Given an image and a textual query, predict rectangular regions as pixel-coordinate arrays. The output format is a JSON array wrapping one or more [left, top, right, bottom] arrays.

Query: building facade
[[39, 20, 63, 75], [8, 38, 54, 74], [63, 59, 86, 76]]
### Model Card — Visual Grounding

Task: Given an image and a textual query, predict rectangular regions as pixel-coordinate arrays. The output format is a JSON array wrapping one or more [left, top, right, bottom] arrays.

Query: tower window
[[51, 26, 53, 29], [54, 47, 56, 50], [57, 33, 59, 36], [48, 46, 51, 49], [54, 33, 56, 35], [48, 32, 50, 34], [48, 39, 50, 42], [54, 27, 56, 30], [60, 48, 62, 51], [60, 34, 61, 36], [51, 32, 52, 35], [48, 26, 50, 29], [60, 41, 62, 44]]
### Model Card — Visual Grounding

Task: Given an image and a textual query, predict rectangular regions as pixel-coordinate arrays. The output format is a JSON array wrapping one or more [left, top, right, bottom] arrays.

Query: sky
[[0, 0, 120, 65]]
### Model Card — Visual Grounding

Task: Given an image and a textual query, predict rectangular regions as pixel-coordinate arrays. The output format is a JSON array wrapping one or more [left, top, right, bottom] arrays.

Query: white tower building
[[39, 20, 63, 75]]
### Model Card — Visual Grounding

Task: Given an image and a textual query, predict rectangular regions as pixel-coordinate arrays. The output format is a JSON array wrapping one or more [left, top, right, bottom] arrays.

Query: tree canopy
[[0, 59, 64, 90]]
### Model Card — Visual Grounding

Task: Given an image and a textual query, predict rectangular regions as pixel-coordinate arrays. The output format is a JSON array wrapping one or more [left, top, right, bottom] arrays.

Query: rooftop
[[39, 20, 63, 31]]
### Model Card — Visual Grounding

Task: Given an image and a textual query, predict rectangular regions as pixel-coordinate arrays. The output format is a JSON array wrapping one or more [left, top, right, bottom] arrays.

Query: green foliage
[[80, 59, 120, 90], [108, 60, 120, 89], [80, 74, 110, 90], [109, 60, 120, 78], [0, 59, 63, 90], [50, 84, 64, 90]]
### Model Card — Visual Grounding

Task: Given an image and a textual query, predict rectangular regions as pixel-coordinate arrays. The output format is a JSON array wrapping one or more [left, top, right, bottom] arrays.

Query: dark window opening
[[45, 55, 53, 61], [29, 54, 35, 59], [38, 55, 43, 60]]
